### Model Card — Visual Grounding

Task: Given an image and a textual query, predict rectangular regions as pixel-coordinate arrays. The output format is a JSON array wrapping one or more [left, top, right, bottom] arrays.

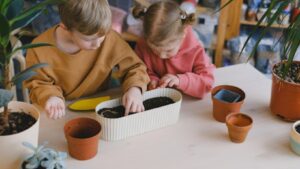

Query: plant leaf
[[0, 0, 11, 15], [0, 89, 13, 107], [0, 12, 10, 48], [10, 10, 41, 31], [7, 43, 52, 60], [8, 0, 63, 28], [6, 0, 24, 20], [11, 63, 48, 85]]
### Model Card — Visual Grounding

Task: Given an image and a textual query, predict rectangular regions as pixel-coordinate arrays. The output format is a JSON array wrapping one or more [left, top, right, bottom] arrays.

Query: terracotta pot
[[0, 101, 40, 169], [211, 85, 246, 123], [226, 113, 253, 143], [270, 61, 300, 121], [290, 121, 300, 155], [64, 117, 101, 160]]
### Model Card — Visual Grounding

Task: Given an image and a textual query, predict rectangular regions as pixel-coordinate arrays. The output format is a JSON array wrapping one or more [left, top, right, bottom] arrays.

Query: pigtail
[[132, 5, 147, 19], [181, 12, 196, 25]]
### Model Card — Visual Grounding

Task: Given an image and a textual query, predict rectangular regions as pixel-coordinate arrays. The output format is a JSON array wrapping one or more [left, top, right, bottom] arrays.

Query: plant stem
[[3, 106, 9, 128], [4, 65, 11, 90]]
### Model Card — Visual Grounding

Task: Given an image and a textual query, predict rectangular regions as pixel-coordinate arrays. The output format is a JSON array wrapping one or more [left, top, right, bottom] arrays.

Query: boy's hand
[[148, 80, 158, 90], [159, 74, 179, 88], [122, 87, 144, 116], [45, 96, 66, 120]]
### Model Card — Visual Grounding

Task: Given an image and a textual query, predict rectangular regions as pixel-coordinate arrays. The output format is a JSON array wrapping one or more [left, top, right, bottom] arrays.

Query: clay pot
[[290, 120, 300, 155], [270, 61, 300, 121], [64, 117, 101, 160], [211, 85, 246, 123], [226, 113, 253, 143]]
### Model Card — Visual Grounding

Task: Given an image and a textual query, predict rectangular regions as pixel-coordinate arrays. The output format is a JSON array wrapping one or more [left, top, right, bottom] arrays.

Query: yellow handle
[[68, 96, 110, 111]]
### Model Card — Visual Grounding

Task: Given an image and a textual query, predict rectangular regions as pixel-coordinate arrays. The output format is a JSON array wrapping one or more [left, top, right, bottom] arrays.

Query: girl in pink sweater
[[133, 0, 215, 99]]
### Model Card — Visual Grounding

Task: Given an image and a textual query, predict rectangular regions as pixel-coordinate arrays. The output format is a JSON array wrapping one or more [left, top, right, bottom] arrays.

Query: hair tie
[[143, 7, 147, 13], [180, 14, 187, 20]]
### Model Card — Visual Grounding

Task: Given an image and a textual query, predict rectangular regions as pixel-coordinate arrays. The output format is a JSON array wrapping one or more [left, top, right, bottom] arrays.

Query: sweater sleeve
[[113, 40, 150, 93], [24, 48, 64, 108], [135, 40, 160, 82], [176, 48, 215, 99]]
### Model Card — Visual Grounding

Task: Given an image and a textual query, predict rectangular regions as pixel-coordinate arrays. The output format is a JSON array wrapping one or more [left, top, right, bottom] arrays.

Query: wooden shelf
[[240, 20, 289, 29]]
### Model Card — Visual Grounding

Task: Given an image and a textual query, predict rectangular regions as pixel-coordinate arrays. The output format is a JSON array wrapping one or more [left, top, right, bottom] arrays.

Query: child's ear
[[59, 23, 68, 30]]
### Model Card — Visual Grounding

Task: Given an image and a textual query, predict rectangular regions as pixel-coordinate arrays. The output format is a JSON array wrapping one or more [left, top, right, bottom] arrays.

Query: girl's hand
[[159, 74, 180, 88], [148, 80, 159, 90], [122, 87, 144, 116], [45, 96, 65, 120]]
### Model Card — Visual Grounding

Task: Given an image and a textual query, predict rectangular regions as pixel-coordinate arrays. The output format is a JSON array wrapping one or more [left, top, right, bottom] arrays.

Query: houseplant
[[223, 0, 300, 121], [0, 0, 63, 168], [21, 142, 67, 169]]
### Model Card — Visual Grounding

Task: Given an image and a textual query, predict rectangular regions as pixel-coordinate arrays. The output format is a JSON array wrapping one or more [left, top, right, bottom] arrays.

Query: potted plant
[[21, 142, 67, 169], [224, 0, 300, 121], [0, 0, 62, 168]]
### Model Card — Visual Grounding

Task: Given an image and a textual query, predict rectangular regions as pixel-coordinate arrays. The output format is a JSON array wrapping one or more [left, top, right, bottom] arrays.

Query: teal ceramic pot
[[290, 121, 300, 155]]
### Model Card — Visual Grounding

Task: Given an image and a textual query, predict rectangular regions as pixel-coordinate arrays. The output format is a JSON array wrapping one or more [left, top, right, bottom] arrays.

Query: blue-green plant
[[22, 142, 67, 169], [0, 0, 63, 135]]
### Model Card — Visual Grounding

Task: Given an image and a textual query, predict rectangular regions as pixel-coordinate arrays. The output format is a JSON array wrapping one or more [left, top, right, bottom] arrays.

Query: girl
[[133, 0, 215, 99]]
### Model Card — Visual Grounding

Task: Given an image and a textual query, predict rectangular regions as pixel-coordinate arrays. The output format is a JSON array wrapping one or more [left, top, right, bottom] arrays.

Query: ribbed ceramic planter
[[270, 61, 300, 121], [290, 121, 300, 155], [211, 85, 245, 123], [64, 117, 101, 160], [225, 113, 253, 143], [0, 101, 40, 169], [95, 88, 182, 141]]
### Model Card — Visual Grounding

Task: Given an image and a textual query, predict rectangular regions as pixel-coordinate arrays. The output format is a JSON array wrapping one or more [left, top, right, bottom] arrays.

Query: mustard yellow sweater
[[25, 26, 150, 107]]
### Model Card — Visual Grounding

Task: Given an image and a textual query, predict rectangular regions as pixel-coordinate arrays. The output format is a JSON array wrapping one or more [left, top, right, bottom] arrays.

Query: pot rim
[[272, 61, 300, 86], [211, 85, 246, 104], [225, 113, 253, 128]]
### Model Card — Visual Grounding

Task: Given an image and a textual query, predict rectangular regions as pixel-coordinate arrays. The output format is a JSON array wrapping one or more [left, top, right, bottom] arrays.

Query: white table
[[38, 64, 300, 169]]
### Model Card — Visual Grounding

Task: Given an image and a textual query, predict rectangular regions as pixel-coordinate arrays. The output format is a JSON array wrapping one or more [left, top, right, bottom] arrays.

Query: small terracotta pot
[[211, 85, 246, 123], [226, 113, 253, 143], [64, 117, 101, 160], [290, 121, 300, 155]]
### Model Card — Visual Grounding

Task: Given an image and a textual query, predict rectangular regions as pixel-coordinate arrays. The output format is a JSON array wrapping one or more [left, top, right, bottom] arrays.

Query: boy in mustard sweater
[[25, 0, 150, 119]]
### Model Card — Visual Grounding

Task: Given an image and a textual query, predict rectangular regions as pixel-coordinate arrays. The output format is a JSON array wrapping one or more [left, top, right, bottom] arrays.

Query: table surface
[[38, 63, 300, 169]]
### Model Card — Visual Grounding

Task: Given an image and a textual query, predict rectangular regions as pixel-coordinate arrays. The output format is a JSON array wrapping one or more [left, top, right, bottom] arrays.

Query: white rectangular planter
[[95, 88, 182, 141]]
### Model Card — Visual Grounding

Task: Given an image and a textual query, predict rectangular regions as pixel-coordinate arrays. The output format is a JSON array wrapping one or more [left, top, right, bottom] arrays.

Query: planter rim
[[64, 117, 101, 141], [0, 101, 40, 137], [272, 61, 300, 87], [226, 113, 253, 128], [211, 85, 245, 104], [292, 121, 300, 136], [95, 88, 182, 120]]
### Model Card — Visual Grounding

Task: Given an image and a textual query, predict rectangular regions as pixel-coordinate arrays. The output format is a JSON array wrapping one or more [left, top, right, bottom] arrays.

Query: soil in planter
[[97, 97, 175, 118], [0, 112, 36, 136], [296, 125, 300, 134], [274, 62, 300, 83]]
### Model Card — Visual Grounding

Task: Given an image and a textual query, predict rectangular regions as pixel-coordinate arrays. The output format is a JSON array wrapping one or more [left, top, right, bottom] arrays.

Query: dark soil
[[22, 162, 46, 169], [274, 62, 300, 83], [0, 112, 36, 136], [296, 125, 300, 134], [97, 97, 175, 118]]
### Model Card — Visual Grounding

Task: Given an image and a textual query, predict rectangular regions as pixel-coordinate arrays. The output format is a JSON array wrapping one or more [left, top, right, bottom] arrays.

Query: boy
[[25, 0, 150, 119]]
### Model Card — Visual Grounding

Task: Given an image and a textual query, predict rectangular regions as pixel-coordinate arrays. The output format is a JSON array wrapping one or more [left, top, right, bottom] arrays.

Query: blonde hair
[[133, 0, 195, 44], [59, 0, 111, 35]]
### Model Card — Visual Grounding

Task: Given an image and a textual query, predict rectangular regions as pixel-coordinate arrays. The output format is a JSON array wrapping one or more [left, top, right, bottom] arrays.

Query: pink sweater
[[135, 27, 215, 99]]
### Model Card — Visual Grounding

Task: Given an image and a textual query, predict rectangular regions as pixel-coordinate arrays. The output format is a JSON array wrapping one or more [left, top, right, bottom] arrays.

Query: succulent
[[22, 142, 67, 169]]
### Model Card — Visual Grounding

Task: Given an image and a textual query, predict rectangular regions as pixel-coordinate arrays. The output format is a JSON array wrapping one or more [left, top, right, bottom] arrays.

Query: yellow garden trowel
[[68, 96, 110, 111]]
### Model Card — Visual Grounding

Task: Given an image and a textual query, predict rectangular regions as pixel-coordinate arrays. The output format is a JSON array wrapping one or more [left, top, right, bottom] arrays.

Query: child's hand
[[122, 87, 144, 116], [45, 96, 66, 120], [148, 80, 158, 90], [159, 74, 179, 88]]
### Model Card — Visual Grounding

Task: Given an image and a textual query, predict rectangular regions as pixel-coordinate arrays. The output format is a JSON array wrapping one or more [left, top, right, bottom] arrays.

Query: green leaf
[[0, 0, 11, 15], [7, 43, 52, 61], [9, 0, 63, 28], [11, 63, 48, 85], [0, 89, 13, 107], [6, 0, 24, 20], [11, 10, 42, 31], [0, 12, 10, 48]]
